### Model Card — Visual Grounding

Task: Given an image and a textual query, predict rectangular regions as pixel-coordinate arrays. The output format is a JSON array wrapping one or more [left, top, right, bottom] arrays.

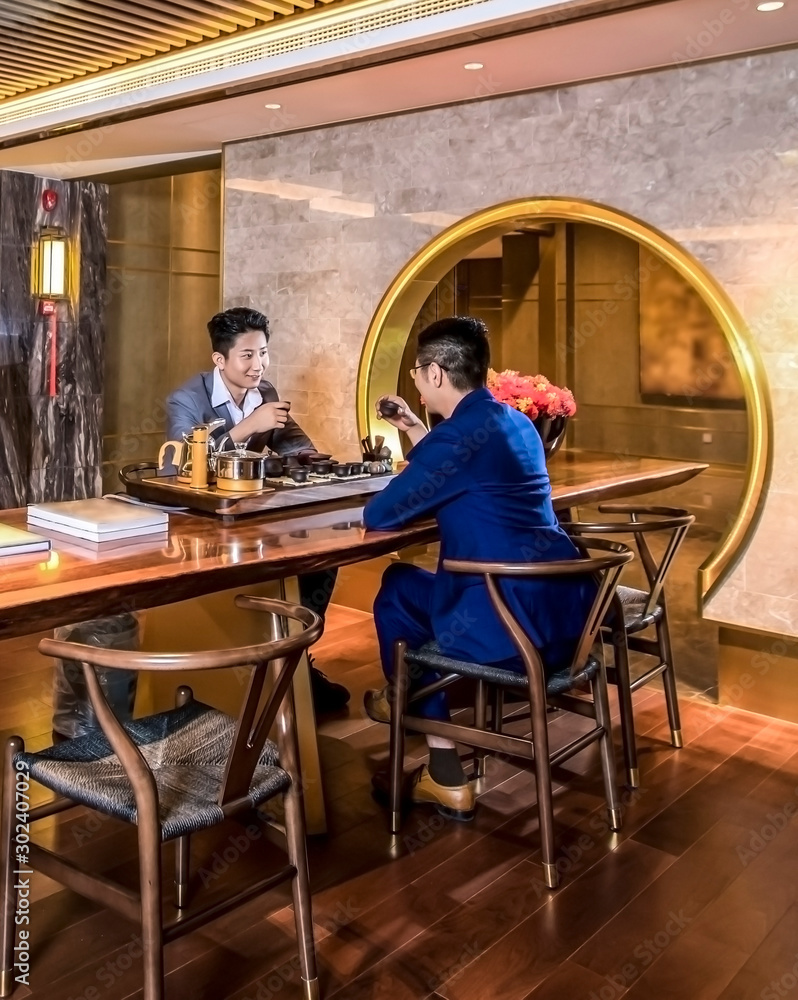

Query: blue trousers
[[374, 563, 523, 720]]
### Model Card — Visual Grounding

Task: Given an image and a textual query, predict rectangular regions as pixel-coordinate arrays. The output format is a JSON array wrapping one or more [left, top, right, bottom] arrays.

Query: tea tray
[[119, 465, 396, 519]]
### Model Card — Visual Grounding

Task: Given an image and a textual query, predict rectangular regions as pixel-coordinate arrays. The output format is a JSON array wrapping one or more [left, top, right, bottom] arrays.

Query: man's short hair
[[208, 307, 270, 357], [416, 316, 490, 392]]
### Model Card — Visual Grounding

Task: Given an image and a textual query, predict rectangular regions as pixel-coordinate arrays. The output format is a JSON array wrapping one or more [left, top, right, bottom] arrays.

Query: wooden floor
[[3, 604, 798, 1000]]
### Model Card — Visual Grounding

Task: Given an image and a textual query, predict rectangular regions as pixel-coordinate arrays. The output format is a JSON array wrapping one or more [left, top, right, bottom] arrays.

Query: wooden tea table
[[0, 453, 706, 833]]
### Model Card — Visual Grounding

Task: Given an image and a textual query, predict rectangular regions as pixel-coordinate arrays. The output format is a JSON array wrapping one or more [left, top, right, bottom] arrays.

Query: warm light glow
[[33, 230, 69, 298], [757, 1, 785, 9], [43, 239, 66, 296], [463, 61, 484, 70], [264, 102, 282, 109], [39, 551, 60, 572]]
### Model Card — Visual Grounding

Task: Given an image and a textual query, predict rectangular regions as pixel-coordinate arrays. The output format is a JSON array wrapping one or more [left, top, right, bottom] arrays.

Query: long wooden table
[[0, 453, 706, 832]]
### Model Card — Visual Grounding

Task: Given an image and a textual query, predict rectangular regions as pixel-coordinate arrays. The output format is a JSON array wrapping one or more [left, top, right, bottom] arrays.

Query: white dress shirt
[[211, 367, 262, 426]]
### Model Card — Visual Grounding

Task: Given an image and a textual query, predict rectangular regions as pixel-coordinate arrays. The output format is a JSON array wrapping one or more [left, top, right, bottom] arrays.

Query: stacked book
[[0, 523, 51, 559], [27, 498, 169, 549]]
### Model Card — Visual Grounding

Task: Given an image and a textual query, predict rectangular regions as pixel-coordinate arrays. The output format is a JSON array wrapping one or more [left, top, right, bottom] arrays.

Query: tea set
[[158, 418, 392, 494]]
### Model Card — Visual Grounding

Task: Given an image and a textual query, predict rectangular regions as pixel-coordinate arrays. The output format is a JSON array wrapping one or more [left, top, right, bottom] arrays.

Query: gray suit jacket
[[164, 372, 313, 472]]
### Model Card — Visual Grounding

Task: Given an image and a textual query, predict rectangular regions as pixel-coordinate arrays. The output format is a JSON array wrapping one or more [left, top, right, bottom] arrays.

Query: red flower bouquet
[[486, 369, 577, 420]]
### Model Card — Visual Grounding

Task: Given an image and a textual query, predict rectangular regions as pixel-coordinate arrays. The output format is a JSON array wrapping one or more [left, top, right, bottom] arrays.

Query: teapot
[[158, 418, 225, 487], [213, 447, 267, 493]]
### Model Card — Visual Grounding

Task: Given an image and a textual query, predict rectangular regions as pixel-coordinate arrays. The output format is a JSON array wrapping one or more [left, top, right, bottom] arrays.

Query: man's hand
[[376, 395, 421, 431], [229, 401, 290, 443], [375, 395, 427, 448]]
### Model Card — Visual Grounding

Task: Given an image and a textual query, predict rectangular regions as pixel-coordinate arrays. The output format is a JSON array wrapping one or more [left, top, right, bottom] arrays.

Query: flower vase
[[532, 413, 568, 459]]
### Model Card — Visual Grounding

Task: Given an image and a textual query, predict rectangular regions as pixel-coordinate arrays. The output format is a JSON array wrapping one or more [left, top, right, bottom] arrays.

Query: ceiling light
[[463, 62, 484, 70], [757, 2, 785, 10], [264, 102, 282, 109]]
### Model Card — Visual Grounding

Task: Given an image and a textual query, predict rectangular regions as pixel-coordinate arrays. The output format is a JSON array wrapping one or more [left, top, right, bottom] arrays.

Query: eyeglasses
[[409, 362, 448, 379]]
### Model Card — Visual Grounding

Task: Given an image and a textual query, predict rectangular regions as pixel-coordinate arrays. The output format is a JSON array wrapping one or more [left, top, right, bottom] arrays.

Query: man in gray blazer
[[164, 307, 349, 713], [166, 314, 310, 455]]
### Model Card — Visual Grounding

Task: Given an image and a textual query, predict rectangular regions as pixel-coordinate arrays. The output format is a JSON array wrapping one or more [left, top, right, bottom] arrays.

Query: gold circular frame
[[356, 196, 772, 606]]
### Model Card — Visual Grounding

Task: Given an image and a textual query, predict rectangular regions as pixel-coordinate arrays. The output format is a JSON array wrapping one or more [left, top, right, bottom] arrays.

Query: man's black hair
[[208, 307, 270, 357], [416, 316, 490, 392]]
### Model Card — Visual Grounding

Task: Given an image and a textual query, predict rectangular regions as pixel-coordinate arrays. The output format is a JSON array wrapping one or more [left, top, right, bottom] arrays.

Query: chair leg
[[527, 689, 558, 889], [1, 737, 23, 998], [138, 815, 164, 1000], [389, 641, 409, 835], [283, 739, 319, 997], [657, 614, 683, 749], [612, 630, 640, 788], [593, 670, 622, 833], [173, 685, 193, 910], [473, 681, 488, 779], [174, 835, 190, 909], [491, 687, 504, 735]]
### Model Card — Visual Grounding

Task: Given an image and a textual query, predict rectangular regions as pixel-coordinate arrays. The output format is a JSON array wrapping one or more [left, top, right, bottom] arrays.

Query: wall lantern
[[32, 227, 71, 397], [32, 228, 70, 299]]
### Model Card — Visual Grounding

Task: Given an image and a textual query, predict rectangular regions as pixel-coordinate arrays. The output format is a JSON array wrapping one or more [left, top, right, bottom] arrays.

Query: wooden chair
[[388, 535, 633, 889], [1, 595, 323, 1000], [566, 504, 695, 787]]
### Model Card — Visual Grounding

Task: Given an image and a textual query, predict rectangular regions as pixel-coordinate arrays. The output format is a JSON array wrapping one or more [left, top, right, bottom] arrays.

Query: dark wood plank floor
[[2, 603, 797, 1000]]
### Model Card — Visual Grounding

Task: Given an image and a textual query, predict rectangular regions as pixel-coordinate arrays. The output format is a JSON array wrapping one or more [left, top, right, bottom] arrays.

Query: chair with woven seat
[[566, 504, 695, 788], [388, 535, 634, 889], [1, 595, 323, 1000]]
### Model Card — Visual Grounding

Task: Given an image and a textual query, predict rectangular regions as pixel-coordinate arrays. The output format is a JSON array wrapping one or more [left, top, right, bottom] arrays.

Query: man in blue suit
[[164, 307, 349, 714], [363, 316, 592, 819]]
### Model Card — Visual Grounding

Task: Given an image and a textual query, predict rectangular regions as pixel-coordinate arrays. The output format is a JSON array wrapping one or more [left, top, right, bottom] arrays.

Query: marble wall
[[223, 48, 798, 637], [0, 170, 107, 508]]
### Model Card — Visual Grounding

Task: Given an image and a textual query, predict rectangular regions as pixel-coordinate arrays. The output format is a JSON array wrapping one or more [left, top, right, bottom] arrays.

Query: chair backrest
[[564, 504, 695, 618], [37, 596, 323, 810], [443, 537, 634, 687]]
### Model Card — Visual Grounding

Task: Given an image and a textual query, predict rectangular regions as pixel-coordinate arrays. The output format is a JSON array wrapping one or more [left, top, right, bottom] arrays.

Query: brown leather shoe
[[364, 686, 390, 724], [410, 765, 475, 822]]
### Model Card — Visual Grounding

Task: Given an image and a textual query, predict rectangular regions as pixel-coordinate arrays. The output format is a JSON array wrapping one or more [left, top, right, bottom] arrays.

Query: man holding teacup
[[163, 306, 350, 714], [165, 307, 307, 456]]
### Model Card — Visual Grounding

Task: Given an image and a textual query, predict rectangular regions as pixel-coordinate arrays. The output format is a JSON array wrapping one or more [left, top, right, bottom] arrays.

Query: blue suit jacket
[[363, 388, 593, 669], [163, 372, 313, 473]]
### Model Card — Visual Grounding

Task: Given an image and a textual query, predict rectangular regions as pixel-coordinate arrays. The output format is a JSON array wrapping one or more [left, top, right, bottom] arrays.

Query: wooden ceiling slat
[[123, 0, 245, 34], [0, 0, 332, 103], [0, 56, 70, 83], [249, 0, 297, 14], [237, 0, 296, 12], [161, 0, 263, 27], [0, 79, 64, 95], [0, 71, 68, 89], [0, 15, 162, 59], [0, 49, 89, 75], [7, 0, 177, 53], [0, 72, 68, 90], [0, 35, 115, 71], [44, 0, 206, 43], [0, 67, 79, 89], [0, 68, 84, 91], [1, 21, 138, 64], [188, 0, 266, 24], [78, 0, 218, 38], [2, 41, 124, 72]]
